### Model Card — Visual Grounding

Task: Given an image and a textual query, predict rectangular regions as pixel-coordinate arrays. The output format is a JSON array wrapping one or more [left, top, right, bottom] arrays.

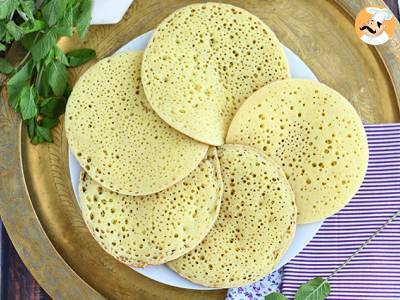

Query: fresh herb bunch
[[0, 0, 96, 144]]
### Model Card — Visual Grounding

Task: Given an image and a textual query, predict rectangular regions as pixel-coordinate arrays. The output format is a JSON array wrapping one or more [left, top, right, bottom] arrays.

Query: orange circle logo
[[355, 6, 395, 45]]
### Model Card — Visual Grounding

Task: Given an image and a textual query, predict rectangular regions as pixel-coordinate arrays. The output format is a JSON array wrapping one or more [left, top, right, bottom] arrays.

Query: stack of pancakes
[[65, 3, 368, 288]]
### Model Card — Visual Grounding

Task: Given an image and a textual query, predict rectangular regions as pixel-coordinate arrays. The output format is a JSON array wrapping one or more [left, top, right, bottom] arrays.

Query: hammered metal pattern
[[0, 1, 399, 299]]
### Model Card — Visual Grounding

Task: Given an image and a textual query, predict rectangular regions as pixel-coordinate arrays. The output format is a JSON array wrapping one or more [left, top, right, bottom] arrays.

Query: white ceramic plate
[[90, 0, 134, 25], [69, 30, 323, 290]]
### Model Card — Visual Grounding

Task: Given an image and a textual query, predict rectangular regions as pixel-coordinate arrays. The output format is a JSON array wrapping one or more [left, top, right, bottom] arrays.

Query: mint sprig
[[264, 278, 330, 300], [0, 0, 96, 144], [294, 277, 330, 300], [265, 209, 400, 300]]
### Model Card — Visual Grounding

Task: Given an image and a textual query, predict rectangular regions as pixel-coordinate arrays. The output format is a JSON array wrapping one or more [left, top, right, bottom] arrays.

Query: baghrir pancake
[[227, 79, 369, 224], [142, 2, 289, 146], [167, 144, 296, 288], [65, 52, 208, 196], [79, 148, 223, 267]]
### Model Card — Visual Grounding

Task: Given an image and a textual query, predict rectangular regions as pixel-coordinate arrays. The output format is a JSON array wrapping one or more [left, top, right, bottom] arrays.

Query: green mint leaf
[[40, 97, 66, 118], [21, 32, 37, 50], [265, 292, 289, 300], [46, 60, 67, 96], [34, 61, 41, 73], [0, 43, 6, 51], [64, 82, 72, 98], [294, 277, 331, 300], [0, 0, 19, 19], [74, 0, 92, 38], [41, 0, 68, 27], [7, 59, 33, 110], [0, 21, 6, 37], [7, 82, 28, 110], [0, 58, 14, 74], [19, 0, 36, 22], [8, 59, 33, 85], [43, 47, 55, 66], [37, 69, 50, 97], [57, 5, 73, 37], [6, 20, 24, 41], [31, 28, 57, 62], [20, 85, 38, 120], [36, 125, 52, 142], [66, 48, 95, 67], [21, 20, 45, 34], [40, 117, 59, 129], [31, 133, 44, 144], [27, 117, 36, 138], [4, 32, 14, 43], [54, 46, 69, 65]]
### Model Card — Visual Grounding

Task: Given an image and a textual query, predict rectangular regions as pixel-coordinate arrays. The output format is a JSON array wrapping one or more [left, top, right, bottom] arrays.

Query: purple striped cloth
[[281, 123, 400, 300]]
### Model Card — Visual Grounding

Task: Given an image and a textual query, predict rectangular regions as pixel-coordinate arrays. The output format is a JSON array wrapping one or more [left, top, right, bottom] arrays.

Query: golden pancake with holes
[[167, 144, 296, 288], [65, 52, 208, 196], [227, 79, 368, 223], [79, 148, 222, 267], [142, 3, 289, 146]]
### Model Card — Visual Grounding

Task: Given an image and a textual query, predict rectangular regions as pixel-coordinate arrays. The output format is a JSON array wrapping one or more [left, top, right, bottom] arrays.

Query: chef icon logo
[[355, 6, 395, 45]]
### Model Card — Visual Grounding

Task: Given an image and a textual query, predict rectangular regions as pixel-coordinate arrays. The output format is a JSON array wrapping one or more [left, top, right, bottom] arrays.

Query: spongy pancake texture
[[142, 2, 289, 146], [226, 79, 369, 224], [167, 144, 296, 288], [79, 148, 223, 267], [65, 52, 208, 196]]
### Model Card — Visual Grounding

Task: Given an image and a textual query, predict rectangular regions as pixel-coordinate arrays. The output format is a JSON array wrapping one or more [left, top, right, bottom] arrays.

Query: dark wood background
[[1, 2, 399, 299]]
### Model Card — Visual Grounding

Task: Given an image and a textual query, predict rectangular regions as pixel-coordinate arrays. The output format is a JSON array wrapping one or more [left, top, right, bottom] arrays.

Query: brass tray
[[1, 0, 399, 299]]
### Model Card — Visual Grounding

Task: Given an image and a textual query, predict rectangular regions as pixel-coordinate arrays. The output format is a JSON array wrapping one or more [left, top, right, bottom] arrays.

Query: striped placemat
[[281, 123, 400, 300]]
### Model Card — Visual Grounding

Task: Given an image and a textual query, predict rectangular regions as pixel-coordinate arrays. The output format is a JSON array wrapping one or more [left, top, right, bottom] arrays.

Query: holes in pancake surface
[[65, 52, 208, 196], [79, 148, 223, 267], [226, 79, 369, 223], [167, 145, 296, 288], [142, 2, 289, 145]]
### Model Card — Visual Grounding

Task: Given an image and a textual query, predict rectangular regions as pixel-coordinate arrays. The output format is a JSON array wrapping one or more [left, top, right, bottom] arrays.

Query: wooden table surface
[[1, 2, 399, 299]]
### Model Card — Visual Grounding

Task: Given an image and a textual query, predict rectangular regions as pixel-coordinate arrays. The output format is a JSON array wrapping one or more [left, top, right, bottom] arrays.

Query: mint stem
[[326, 209, 400, 281], [35, 64, 44, 88], [15, 51, 31, 70], [14, 32, 40, 71]]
